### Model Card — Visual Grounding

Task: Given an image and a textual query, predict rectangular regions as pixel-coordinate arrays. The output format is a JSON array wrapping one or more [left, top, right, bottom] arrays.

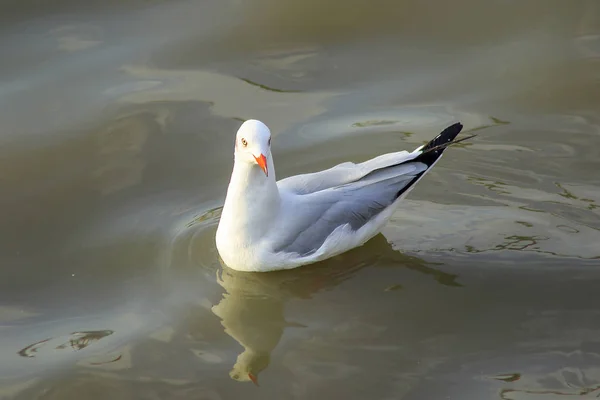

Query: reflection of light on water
[[291, 107, 494, 148], [49, 24, 104, 52], [387, 198, 600, 260], [501, 386, 600, 398], [497, 364, 600, 399], [103, 80, 163, 97], [0, 378, 40, 399], [18, 330, 114, 358], [117, 65, 334, 135], [247, 47, 320, 80], [0, 306, 38, 324]]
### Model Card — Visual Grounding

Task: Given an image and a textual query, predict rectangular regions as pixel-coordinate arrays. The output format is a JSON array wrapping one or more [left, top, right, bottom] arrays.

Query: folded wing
[[272, 161, 428, 256]]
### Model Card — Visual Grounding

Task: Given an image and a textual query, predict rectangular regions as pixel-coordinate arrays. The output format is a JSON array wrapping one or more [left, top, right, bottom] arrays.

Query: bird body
[[216, 119, 468, 272]]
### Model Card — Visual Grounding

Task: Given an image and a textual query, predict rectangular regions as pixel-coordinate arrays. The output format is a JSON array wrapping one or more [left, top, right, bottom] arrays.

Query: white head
[[235, 119, 272, 177]]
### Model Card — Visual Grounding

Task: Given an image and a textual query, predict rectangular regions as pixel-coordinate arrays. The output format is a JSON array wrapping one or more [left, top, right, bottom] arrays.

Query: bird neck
[[220, 157, 280, 243]]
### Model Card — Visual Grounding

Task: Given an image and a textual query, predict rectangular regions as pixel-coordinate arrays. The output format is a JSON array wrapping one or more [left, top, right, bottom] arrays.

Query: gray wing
[[272, 161, 428, 256], [277, 150, 418, 195]]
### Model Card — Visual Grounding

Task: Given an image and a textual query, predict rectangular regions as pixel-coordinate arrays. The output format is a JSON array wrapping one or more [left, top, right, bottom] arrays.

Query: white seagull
[[216, 119, 471, 272]]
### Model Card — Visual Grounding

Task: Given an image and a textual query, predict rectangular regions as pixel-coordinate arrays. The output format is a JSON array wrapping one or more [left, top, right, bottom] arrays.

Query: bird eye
[[241, 138, 248, 147], [268, 137, 271, 146]]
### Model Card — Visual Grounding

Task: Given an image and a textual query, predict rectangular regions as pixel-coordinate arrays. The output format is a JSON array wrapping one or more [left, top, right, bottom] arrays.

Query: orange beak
[[248, 372, 259, 386], [254, 154, 268, 176]]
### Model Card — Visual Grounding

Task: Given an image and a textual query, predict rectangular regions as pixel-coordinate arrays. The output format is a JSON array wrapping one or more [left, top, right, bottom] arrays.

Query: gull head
[[235, 119, 272, 177]]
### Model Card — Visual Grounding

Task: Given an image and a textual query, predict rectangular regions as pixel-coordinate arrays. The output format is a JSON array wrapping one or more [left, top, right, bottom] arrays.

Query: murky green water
[[1, 0, 600, 398]]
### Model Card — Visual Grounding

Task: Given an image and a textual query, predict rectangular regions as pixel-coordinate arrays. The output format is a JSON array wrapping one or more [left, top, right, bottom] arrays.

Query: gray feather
[[273, 161, 428, 256]]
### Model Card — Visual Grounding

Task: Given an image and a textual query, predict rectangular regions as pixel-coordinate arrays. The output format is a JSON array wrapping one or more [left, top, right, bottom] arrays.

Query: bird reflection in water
[[211, 234, 461, 385]]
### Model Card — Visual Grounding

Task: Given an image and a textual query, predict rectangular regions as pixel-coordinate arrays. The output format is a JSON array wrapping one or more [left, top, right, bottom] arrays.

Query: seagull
[[216, 119, 472, 272]]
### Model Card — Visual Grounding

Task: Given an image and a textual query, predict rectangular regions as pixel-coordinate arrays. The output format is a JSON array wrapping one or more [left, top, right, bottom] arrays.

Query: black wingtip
[[414, 122, 466, 166], [421, 122, 463, 152]]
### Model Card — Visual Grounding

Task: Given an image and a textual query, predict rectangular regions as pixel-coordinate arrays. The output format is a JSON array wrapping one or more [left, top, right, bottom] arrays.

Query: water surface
[[1, 0, 600, 398]]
